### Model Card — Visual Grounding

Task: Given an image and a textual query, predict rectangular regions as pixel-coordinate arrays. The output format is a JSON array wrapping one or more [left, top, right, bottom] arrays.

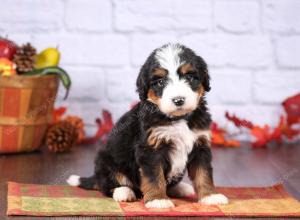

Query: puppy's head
[[136, 43, 210, 117]]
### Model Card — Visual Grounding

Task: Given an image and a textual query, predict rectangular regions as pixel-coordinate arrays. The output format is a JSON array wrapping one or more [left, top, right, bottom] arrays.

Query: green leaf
[[23, 66, 71, 100]]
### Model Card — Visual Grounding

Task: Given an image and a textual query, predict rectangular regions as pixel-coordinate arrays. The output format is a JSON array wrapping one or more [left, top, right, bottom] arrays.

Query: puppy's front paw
[[113, 186, 136, 202], [200, 193, 228, 205], [145, 199, 175, 208]]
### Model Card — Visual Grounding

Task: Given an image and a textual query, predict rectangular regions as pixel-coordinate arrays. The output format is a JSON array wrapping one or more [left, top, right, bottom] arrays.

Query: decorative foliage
[[213, 92, 300, 148], [52, 92, 300, 149], [282, 93, 300, 125], [225, 112, 253, 129], [52, 107, 113, 146], [52, 107, 67, 123], [211, 122, 240, 147], [0, 37, 71, 100], [80, 110, 114, 145], [23, 66, 71, 99]]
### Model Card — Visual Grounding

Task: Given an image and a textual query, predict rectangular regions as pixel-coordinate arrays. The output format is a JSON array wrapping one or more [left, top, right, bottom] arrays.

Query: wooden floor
[[1, 142, 300, 220]]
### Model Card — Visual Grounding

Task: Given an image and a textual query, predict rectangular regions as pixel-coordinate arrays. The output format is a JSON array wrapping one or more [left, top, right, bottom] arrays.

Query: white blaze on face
[[155, 44, 200, 116]]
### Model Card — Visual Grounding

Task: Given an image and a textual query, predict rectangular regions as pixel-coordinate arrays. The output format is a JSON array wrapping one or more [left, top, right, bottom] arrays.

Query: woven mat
[[7, 182, 300, 217]]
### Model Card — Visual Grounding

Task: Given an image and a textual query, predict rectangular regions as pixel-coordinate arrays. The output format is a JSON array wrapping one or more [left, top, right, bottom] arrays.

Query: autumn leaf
[[211, 122, 240, 147], [251, 125, 271, 148], [224, 140, 240, 148], [52, 106, 67, 123], [80, 109, 114, 145], [272, 115, 299, 140], [282, 93, 300, 125], [225, 111, 254, 129]]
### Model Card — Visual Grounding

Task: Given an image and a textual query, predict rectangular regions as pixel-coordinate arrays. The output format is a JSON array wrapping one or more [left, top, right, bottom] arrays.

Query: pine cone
[[13, 43, 37, 73], [46, 121, 78, 153], [64, 116, 85, 143]]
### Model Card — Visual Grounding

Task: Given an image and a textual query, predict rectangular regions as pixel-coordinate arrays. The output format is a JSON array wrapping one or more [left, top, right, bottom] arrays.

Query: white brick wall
[[1, 0, 300, 136]]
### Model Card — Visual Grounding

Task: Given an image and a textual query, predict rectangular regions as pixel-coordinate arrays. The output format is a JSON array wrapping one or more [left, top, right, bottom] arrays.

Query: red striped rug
[[7, 182, 300, 217]]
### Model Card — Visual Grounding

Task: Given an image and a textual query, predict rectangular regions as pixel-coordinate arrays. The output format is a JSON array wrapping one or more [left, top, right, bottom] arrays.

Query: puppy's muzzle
[[172, 96, 185, 107]]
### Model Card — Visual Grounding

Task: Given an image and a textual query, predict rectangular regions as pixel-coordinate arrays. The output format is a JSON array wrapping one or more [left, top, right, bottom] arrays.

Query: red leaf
[[211, 122, 225, 134], [225, 111, 254, 129], [52, 107, 67, 123], [102, 110, 114, 133], [282, 93, 300, 125], [211, 122, 240, 147], [80, 110, 114, 145], [224, 140, 240, 148], [275, 115, 300, 140], [284, 126, 300, 139], [251, 125, 271, 148], [250, 115, 299, 148]]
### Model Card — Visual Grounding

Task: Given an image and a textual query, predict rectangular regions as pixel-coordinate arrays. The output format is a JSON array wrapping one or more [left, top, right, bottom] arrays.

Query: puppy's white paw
[[168, 182, 195, 197], [113, 186, 136, 202], [145, 199, 175, 208], [200, 193, 228, 205], [66, 175, 80, 186]]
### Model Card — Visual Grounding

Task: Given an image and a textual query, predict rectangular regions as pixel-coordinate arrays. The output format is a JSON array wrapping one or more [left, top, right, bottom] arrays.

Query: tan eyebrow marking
[[147, 89, 160, 105], [180, 63, 194, 74], [153, 68, 167, 77]]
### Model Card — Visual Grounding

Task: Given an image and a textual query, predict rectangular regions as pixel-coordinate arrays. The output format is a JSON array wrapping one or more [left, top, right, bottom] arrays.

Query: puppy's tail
[[66, 174, 97, 190]]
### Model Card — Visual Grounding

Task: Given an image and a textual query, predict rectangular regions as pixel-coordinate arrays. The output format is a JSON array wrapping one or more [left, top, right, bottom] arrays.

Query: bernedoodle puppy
[[67, 43, 229, 208]]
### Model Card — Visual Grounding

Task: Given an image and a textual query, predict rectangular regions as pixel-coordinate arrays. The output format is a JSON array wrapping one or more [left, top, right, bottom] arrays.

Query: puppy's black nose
[[172, 96, 185, 106]]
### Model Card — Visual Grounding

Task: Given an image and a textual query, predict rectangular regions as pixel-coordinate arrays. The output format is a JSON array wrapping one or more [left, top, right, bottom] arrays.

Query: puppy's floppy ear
[[195, 56, 211, 92], [136, 52, 156, 101], [203, 68, 211, 92], [136, 68, 148, 101]]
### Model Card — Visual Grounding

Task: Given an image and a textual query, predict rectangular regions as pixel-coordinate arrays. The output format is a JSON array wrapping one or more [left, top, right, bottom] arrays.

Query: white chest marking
[[149, 120, 211, 182]]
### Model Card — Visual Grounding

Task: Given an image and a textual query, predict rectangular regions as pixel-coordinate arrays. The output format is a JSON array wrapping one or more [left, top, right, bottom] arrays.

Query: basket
[[0, 75, 59, 153]]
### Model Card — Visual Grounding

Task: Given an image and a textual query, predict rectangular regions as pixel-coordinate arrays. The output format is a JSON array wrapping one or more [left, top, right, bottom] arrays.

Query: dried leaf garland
[[211, 122, 240, 147], [52, 106, 67, 123], [50, 92, 300, 149], [51, 107, 114, 145], [80, 110, 114, 145], [225, 112, 254, 129], [219, 92, 300, 148]]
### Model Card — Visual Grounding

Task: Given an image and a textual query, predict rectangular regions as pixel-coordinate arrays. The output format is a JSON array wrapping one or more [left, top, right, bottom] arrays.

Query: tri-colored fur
[[67, 43, 228, 208]]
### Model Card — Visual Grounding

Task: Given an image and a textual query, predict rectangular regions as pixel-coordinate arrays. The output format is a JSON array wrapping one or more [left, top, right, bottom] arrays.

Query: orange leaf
[[211, 122, 240, 148], [52, 107, 67, 123], [224, 140, 240, 147], [251, 125, 271, 148], [80, 109, 114, 145]]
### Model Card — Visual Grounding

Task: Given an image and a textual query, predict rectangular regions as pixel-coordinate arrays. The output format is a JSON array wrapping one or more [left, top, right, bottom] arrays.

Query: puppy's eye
[[185, 74, 197, 82], [152, 79, 166, 87]]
